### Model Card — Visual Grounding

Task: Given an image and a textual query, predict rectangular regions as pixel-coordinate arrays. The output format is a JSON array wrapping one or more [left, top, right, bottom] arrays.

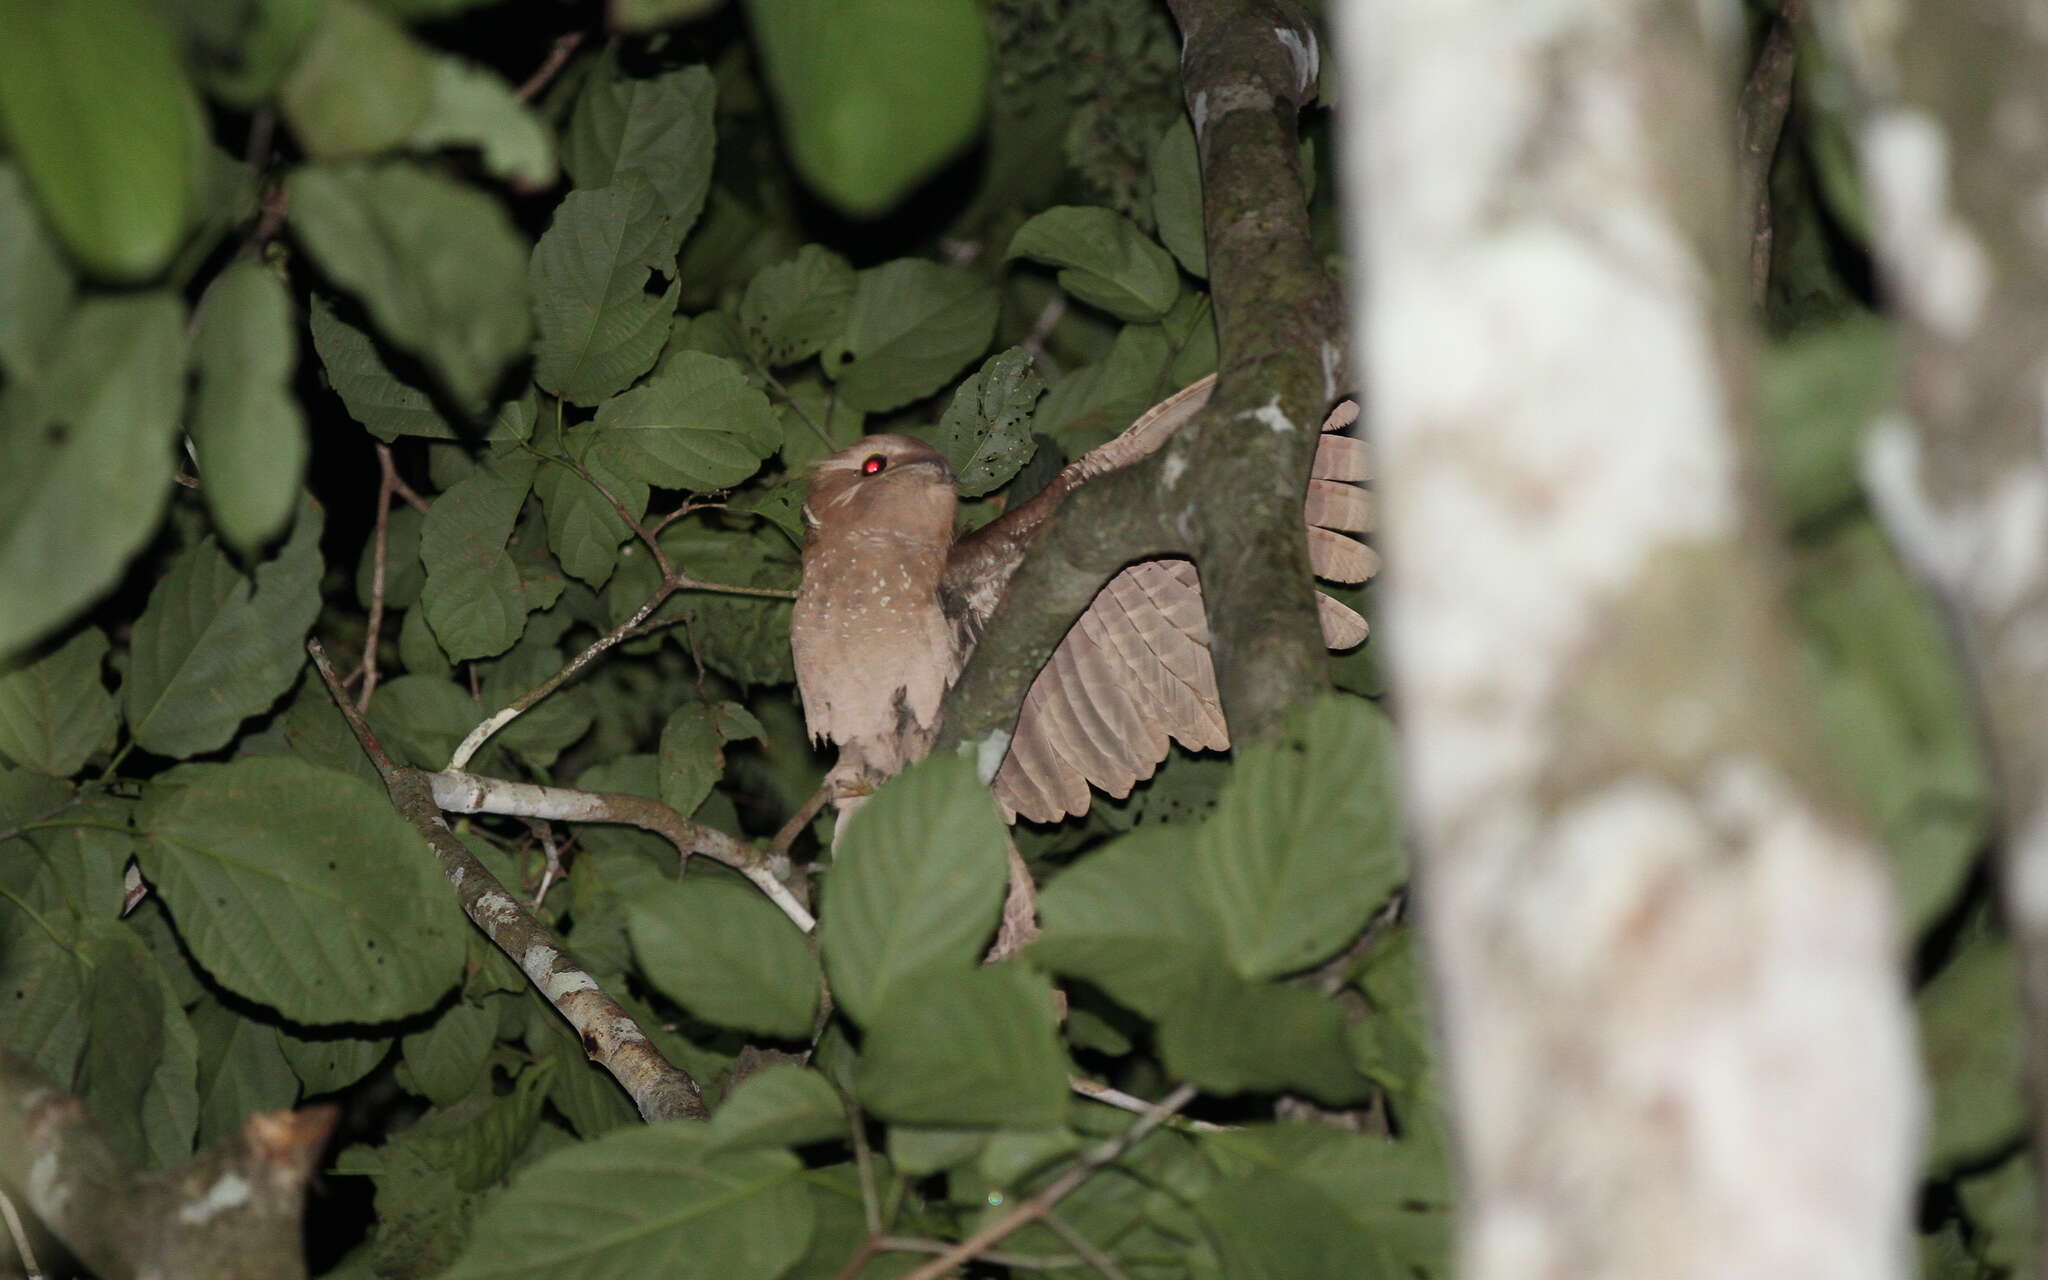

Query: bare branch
[[516, 31, 585, 103], [308, 639, 707, 1121], [353, 442, 402, 710], [1735, 0, 1801, 306]]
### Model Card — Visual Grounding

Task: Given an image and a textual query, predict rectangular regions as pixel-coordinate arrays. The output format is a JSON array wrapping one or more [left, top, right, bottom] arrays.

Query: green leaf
[[820, 260, 999, 413], [854, 963, 1068, 1129], [1956, 1151, 2035, 1272], [657, 701, 757, 818], [533, 426, 646, 589], [590, 352, 782, 491], [357, 502, 427, 610], [443, 1123, 814, 1280], [277, 0, 433, 157], [419, 452, 539, 662], [77, 919, 167, 1163], [564, 62, 716, 237], [1197, 696, 1401, 980], [629, 877, 820, 1040], [152, 0, 320, 107], [706, 1065, 847, 1151], [532, 177, 682, 407], [190, 262, 309, 552], [367, 673, 479, 771], [141, 757, 467, 1023], [124, 499, 324, 758], [1759, 317, 1895, 525], [1033, 827, 1218, 1019], [309, 295, 458, 441], [1158, 963, 1367, 1103], [404, 1000, 500, 1106], [739, 245, 856, 368], [1921, 918, 2028, 1171], [0, 163, 74, 379], [0, 627, 117, 776], [288, 162, 531, 408], [139, 962, 199, 1168], [921, 347, 1044, 498], [1150, 118, 1206, 279], [411, 57, 557, 189], [746, 0, 987, 217], [0, 295, 185, 660], [0, 0, 197, 281], [190, 998, 298, 1146], [478, 634, 595, 771], [1008, 206, 1181, 323], [611, 0, 726, 31], [819, 756, 1009, 1025], [277, 1025, 393, 1095]]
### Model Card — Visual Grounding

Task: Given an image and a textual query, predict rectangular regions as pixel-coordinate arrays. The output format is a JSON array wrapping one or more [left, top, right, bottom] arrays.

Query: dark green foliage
[[0, 4, 2012, 1277]]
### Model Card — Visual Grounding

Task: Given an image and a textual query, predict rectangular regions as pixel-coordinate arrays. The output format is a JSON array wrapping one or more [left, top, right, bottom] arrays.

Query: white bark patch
[[1322, 339, 1345, 401], [2006, 807, 2048, 931], [1864, 413, 2048, 615], [542, 967, 601, 1004], [177, 1172, 253, 1224], [975, 728, 1012, 783], [1862, 110, 1991, 340], [519, 942, 559, 983], [1191, 90, 1208, 137], [474, 890, 520, 926], [1240, 396, 1296, 434], [1275, 26, 1319, 97], [1206, 83, 1275, 125], [1162, 453, 1188, 490]]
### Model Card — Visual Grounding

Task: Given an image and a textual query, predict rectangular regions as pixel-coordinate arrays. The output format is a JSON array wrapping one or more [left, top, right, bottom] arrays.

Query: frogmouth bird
[[791, 374, 1376, 823]]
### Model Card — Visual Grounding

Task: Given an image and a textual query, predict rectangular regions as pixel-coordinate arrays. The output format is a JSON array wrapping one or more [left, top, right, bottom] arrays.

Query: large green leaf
[[1157, 962, 1367, 1103], [0, 163, 74, 379], [820, 260, 999, 413], [745, 0, 987, 216], [1008, 206, 1182, 323], [818, 754, 1010, 1024], [532, 177, 682, 406], [190, 262, 309, 553], [443, 1121, 815, 1280], [853, 962, 1069, 1129], [1033, 826, 1219, 1019], [628, 876, 819, 1040], [920, 347, 1044, 497], [309, 295, 458, 441], [739, 245, 856, 369], [705, 1065, 847, 1152], [657, 700, 759, 819], [152, 0, 321, 107], [564, 62, 716, 236], [1921, 918, 2027, 1171], [589, 352, 782, 491], [403, 999, 499, 1106], [277, 0, 433, 157], [277, 1024, 393, 1096], [0, 295, 184, 659], [0, 627, 118, 776], [190, 998, 299, 1146], [288, 162, 531, 408], [0, 0, 197, 280], [1197, 696, 1402, 980], [76, 919, 167, 1163], [533, 423, 646, 589], [141, 757, 467, 1023], [418, 452, 539, 662], [125, 499, 323, 759]]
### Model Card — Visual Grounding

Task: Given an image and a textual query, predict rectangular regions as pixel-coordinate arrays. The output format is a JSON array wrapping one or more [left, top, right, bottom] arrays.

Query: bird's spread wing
[[987, 381, 1376, 822]]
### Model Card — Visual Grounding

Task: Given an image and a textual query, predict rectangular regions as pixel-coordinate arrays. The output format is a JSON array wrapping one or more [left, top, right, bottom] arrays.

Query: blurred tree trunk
[[1829, 0, 2048, 1265], [1332, 4, 1924, 1277]]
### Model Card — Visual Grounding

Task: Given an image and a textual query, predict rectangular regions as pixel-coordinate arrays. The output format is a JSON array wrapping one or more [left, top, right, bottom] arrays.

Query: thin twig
[[355, 442, 401, 710], [846, 1097, 883, 1236], [1736, 0, 1802, 307], [1067, 1077, 1226, 1133], [770, 782, 834, 860], [0, 1186, 43, 1280], [757, 363, 834, 450], [389, 471, 431, 515], [1041, 1210, 1130, 1280], [899, 1084, 1199, 1280], [516, 31, 585, 103], [874, 1237, 1087, 1271]]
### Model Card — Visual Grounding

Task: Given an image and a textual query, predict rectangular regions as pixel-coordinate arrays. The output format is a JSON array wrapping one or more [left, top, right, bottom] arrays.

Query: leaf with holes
[[532, 176, 682, 407]]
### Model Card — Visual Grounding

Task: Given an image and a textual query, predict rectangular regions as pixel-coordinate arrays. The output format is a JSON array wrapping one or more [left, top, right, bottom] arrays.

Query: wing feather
[[988, 382, 1378, 823]]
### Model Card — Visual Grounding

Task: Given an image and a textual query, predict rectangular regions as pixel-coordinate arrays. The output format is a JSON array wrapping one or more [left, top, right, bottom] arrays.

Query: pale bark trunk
[[1829, 0, 2048, 1265], [1332, 4, 1925, 1277]]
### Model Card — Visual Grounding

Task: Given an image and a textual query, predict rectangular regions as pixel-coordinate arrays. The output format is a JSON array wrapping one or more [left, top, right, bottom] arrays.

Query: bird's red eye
[[861, 454, 887, 475]]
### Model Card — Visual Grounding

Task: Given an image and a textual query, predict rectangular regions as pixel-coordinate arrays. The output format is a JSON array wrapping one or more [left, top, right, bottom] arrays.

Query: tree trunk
[[1831, 0, 2048, 1266], [1332, 4, 1925, 1276]]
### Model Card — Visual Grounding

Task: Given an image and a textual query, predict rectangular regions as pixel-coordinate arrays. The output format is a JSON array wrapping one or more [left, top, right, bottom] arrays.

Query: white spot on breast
[[1239, 396, 1296, 434], [179, 1173, 253, 1224], [1275, 26, 1318, 97]]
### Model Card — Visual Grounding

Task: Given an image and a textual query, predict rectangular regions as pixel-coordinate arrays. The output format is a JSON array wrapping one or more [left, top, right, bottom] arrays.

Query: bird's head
[[803, 434, 958, 544]]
